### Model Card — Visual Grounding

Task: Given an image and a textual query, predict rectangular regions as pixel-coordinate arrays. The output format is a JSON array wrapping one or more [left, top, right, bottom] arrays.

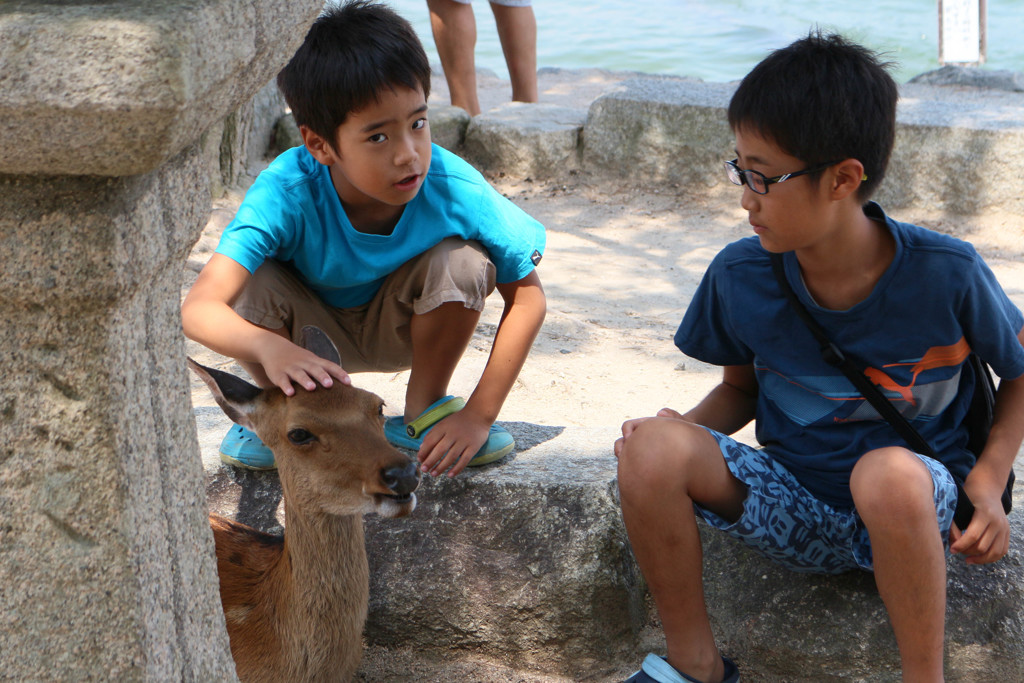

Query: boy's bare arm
[[681, 364, 759, 434], [951, 327, 1024, 564], [419, 270, 546, 476], [470, 269, 547, 418], [181, 253, 349, 395]]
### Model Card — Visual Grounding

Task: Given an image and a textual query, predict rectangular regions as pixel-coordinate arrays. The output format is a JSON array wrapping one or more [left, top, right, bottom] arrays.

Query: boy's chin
[[755, 235, 783, 253], [389, 190, 420, 207], [377, 185, 421, 206]]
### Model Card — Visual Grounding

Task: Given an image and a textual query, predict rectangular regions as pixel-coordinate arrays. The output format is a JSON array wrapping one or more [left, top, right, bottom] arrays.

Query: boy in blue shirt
[[617, 34, 1024, 683], [182, 0, 546, 477]]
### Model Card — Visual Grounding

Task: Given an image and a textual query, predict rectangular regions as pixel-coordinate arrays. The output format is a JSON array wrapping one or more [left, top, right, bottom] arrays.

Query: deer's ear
[[300, 326, 342, 365], [187, 358, 261, 430]]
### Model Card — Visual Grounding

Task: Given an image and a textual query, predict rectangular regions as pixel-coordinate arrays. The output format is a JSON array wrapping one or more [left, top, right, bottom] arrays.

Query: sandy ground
[[183, 69, 1024, 681]]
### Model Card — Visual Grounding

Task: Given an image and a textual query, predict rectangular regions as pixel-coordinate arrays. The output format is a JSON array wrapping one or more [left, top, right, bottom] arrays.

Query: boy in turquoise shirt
[[182, 0, 546, 477]]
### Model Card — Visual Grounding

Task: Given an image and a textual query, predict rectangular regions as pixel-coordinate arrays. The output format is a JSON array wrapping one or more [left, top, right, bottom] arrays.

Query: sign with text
[[939, 0, 987, 65]]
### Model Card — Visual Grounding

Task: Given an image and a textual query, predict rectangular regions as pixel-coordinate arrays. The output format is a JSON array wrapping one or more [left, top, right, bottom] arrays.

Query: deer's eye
[[287, 429, 317, 445]]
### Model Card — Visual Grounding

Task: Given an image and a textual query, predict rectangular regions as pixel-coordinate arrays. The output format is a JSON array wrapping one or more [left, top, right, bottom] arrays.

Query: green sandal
[[384, 395, 514, 466]]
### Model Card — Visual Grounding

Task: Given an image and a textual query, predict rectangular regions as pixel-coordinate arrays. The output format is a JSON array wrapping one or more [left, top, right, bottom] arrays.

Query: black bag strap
[[769, 253, 976, 528]]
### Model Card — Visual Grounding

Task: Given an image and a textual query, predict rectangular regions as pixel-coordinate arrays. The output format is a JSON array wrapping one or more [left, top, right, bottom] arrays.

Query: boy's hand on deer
[[417, 409, 491, 477], [256, 335, 351, 396]]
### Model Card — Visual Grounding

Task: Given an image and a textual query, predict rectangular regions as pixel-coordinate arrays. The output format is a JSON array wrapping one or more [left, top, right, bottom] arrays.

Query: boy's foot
[[219, 424, 276, 470], [625, 653, 739, 683], [384, 395, 514, 467]]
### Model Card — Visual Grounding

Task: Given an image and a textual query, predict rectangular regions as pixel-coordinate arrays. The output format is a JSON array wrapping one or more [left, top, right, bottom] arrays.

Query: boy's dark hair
[[277, 0, 431, 148], [728, 32, 897, 199]]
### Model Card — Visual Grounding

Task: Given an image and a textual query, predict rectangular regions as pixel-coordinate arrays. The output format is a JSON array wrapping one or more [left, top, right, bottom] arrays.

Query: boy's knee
[[851, 447, 934, 517], [411, 238, 496, 313], [617, 419, 706, 494]]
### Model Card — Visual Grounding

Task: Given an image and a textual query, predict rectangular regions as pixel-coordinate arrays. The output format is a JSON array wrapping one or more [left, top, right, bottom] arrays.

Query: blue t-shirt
[[676, 202, 1024, 509], [216, 144, 545, 308]]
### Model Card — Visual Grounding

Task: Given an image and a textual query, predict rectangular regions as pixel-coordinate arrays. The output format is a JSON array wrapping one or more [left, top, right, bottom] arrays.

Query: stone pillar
[[0, 1, 320, 679]]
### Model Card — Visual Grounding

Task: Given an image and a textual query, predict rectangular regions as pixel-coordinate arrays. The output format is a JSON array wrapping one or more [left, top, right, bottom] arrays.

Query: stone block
[[582, 76, 735, 188], [214, 79, 289, 190], [203, 78, 290, 197], [245, 80, 291, 170], [362, 454, 645, 677], [0, 0, 321, 177], [274, 113, 304, 157], [580, 74, 1024, 216], [0, 144, 237, 681], [0, 1, 323, 679], [204, 434, 1024, 680], [462, 102, 587, 179], [877, 82, 1024, 216], [429, 104, 472, 152], [909, 65, 1024, 92]]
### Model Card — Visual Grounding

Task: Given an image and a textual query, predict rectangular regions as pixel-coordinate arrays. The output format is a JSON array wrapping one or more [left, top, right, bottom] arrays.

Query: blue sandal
[[384, 395, 514, 467], [219, 424, 276, 470], [625, 653, 739, 683]]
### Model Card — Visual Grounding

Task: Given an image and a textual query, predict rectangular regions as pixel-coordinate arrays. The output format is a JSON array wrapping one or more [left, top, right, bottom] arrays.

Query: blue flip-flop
[[384, 395, 514, 467], [219, 424, 276, 470], [625, 653, 739, 683]]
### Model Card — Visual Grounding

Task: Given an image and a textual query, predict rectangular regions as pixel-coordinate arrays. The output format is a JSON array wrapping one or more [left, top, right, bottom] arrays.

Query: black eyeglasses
[[724, 158, 841, 195]]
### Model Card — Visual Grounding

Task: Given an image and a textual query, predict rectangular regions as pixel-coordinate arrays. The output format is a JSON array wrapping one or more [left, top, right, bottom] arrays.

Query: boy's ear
[[301, 125, 341, 166], [829, 158, 866, 201]]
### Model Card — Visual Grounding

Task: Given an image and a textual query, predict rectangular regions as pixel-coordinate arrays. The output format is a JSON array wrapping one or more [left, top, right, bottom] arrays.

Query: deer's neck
[[274, 500, 369, 634]]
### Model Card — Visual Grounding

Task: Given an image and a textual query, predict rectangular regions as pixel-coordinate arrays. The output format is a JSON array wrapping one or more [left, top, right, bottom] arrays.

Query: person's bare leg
[[490, 2, 538, 103], [427, 0, 482, 116], [617, 419, 746, 683], [851, 448, 947, 682], [404, 301, 481, 421]]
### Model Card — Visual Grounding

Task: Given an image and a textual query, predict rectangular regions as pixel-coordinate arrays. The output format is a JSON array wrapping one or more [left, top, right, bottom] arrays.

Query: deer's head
[[189, 327, 419, 518]]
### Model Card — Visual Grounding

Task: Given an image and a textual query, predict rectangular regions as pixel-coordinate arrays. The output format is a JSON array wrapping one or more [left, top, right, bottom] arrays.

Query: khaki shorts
[[233, 238, 496, 372]]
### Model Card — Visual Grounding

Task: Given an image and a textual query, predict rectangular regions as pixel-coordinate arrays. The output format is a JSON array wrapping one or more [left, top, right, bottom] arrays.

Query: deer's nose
[[382, 461, 420, 496]]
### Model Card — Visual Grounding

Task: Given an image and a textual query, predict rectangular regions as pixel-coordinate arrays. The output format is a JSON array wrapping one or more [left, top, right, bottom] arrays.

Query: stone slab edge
[[0, 0, 322, 177], [573, 75, 1024, 215]]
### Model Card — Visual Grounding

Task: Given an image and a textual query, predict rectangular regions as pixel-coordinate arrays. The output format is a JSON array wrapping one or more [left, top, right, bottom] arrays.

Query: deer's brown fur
[[191, 329, 419, 682]]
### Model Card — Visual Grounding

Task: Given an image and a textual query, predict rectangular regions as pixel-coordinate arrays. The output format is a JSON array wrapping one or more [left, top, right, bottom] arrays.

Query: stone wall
[[449, 67, 1024, 218], [0, 1, 322, 679]]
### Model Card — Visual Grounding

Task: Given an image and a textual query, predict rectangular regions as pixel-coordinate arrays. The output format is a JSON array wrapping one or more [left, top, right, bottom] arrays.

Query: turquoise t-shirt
[[216, 144, 545, 308], [675, 202, 1024, 509]]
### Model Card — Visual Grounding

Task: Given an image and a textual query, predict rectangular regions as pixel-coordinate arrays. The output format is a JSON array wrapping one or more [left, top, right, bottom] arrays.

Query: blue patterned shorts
[[695, 429, 958, 574]]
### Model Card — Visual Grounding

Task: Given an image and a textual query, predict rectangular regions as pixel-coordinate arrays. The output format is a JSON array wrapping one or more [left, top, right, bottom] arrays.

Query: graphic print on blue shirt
[[675, 203, 1024, 509], [758, 337, 971, 428]]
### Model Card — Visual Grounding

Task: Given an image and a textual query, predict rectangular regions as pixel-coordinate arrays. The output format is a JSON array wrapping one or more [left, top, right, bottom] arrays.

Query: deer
[[190, 326, 420, 683]]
